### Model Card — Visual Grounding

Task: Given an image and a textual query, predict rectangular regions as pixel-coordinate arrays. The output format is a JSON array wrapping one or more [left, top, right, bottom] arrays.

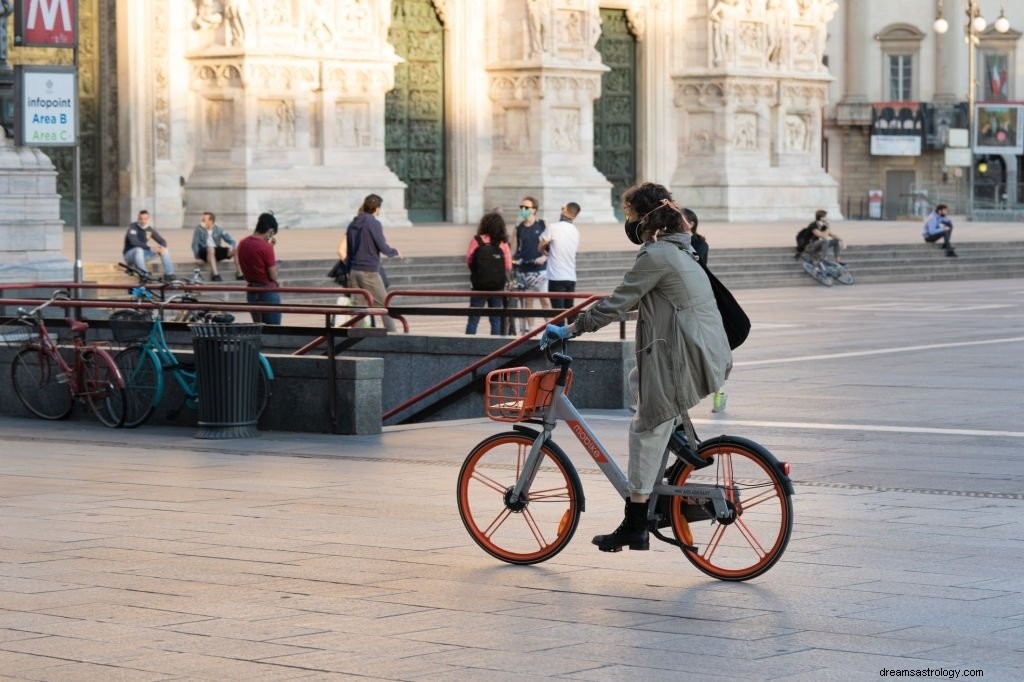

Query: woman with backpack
[[465, 212, 513, 335]]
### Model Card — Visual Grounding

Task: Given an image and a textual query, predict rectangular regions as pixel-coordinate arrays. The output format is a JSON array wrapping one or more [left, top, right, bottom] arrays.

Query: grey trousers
[[626, 367, 687, 495]]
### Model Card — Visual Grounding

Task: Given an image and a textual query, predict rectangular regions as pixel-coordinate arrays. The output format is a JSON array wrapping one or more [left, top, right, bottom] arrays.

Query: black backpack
[[470, 236, 507, 290], [795, 223, 816, 257]]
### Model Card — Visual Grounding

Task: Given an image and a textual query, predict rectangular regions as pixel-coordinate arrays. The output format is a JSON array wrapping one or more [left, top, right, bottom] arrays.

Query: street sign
[[14, 0, 77, 48], [13, 65, 77, 146]]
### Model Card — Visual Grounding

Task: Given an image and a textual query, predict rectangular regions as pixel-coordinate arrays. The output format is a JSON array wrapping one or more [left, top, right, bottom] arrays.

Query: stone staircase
[[84, 240, 1024, 306]]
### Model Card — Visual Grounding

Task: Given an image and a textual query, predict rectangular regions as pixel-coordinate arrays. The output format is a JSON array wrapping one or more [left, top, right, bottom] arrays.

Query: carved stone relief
[[733, 112, 758, 150], [336, 101, 371, 147], [203, 98, 235, 149], [153, 2, 171, 159], [497, 106, 531, 152], [551, 107, 581, 151], [784, 113, 809, 152], [686, 112, 716, 154], [257, 99, 296, 148], [708, 0, 835, 72]]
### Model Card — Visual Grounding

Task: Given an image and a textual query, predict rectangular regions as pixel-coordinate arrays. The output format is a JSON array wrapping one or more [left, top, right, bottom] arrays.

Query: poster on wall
[[974, 104, 1024, 155], [870, 102, 923, 156]]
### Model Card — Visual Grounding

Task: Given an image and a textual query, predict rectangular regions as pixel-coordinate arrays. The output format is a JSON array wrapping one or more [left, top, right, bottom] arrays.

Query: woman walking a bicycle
[[545, 182, 732, 552]]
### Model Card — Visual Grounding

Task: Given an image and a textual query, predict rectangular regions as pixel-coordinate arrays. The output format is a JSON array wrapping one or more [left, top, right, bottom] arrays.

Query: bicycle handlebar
[[18, 289, 73, 319]]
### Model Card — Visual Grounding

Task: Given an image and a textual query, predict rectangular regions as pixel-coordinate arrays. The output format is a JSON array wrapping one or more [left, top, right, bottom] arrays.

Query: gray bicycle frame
[[508, 373, 732, 518]]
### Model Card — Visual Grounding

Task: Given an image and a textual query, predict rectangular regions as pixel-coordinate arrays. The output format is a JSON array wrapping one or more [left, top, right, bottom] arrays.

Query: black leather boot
[[592, 501, 650, 552]]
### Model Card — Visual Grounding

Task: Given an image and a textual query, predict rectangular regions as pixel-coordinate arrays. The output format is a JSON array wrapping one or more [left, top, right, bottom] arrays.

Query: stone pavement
[[2, 277, 1023, 680]]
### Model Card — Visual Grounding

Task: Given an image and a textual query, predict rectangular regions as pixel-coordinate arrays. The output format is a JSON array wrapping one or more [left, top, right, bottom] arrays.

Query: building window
[[889, 54, 913, 101], [876, 24, 925, 102]]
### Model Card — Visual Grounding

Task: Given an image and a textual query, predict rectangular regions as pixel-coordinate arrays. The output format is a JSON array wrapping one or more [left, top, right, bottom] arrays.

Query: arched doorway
[[594, 8, 637, 220], [385, 0, 446, 223]]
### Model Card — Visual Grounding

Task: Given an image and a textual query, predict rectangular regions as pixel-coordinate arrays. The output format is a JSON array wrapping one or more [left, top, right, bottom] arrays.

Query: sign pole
[[73, 39, 80, 282]]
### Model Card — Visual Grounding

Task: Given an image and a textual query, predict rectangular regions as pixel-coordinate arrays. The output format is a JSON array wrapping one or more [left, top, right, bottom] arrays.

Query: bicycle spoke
[[526, 485, 571, 502], [734, 517, 770, 559], [481, 507, 514, 539], [469, 469, 508, 495], [521, 508, 550, 550]]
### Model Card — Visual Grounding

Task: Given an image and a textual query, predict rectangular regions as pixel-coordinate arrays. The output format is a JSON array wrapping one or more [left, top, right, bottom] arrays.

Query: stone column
[[934, 10, 963, 104], [835, 0, 872, 125], [673, 0, 839, 221], [483, 0, 615, 224], [0, 133, 69, 282], [184, 0, 409, 230]]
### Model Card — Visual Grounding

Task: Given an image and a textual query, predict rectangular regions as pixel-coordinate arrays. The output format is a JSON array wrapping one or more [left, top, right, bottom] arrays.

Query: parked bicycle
[[456, 337, 794, 581], [117, 262, 225, 322], [3, 289, 127, 427], [800, 254, 854, 286], [110, 286, 274, 428]]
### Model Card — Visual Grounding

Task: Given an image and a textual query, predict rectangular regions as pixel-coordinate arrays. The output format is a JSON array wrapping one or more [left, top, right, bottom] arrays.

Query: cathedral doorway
[[385, 0, 446, 223], [593, 8, 637, 221]]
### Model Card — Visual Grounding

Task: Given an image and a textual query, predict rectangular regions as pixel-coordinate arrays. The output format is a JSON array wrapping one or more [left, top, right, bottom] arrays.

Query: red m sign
[[14, 0, 77, 48]]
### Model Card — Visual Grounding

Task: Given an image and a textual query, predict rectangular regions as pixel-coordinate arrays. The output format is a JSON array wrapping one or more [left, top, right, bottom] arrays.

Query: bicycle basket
[[108, 310, 153, 343], [484, 367, 573, 422], [0, 319, 35, 347]]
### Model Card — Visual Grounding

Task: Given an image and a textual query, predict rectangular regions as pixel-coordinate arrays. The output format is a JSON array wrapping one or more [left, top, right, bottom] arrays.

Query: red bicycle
[[3, 290, 127, 428]]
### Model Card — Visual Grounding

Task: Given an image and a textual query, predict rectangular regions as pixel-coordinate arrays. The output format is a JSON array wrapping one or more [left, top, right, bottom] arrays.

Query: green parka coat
[[574, 233, 732, 431]]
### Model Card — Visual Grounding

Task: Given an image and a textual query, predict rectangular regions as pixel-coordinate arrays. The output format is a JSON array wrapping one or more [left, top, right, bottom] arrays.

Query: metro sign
[[14, 0, 78, 48]]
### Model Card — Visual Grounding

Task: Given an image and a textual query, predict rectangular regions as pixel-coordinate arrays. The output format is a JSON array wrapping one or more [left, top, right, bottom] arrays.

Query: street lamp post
[[934, 0, 1012, 218]]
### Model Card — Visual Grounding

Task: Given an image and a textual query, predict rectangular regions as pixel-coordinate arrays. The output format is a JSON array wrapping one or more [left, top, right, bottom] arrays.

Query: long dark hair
[[477, 212, 508, 244]]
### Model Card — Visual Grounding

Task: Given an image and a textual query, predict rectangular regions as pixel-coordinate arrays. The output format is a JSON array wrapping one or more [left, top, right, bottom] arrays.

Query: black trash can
[[191, 323, 263, 439]]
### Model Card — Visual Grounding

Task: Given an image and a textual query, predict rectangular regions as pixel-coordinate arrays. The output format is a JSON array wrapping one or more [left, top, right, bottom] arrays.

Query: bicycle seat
[[65, 318, 89, 334]]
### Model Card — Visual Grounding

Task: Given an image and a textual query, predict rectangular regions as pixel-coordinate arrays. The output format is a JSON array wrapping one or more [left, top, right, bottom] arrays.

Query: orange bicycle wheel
[[457, 431, 582, 565], [670, 437, 793, 581]]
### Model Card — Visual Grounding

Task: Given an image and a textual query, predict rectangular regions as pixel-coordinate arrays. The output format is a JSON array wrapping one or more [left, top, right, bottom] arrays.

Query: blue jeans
[[466, 293, 503, 335], [246, 287, 282, 325], [124, 247, 174, 276]]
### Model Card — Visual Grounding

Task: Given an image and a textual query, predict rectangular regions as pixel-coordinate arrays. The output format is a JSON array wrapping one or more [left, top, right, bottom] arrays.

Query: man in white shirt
[[540, 202, 581, 309]]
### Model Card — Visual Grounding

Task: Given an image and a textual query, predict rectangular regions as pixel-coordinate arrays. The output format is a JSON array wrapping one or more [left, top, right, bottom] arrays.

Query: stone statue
[[765, 0, 787, 67], [224, 0, 247, 46], [191, 0, 223, 32], [526, 0, 550, 58], [709, 0, 740, 67]]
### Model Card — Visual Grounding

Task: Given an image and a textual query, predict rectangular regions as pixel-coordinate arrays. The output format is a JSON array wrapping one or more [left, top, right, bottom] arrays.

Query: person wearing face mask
[[539, 202, 581, 309], [511, 196, 548, 331], [543, 182, 732, 553]]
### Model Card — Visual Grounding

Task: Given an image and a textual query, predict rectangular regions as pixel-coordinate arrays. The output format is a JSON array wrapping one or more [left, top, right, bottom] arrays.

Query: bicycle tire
[[801, 259, 833, 287], [11, 346, 73, 420], [81, 349, 127, 428], [114, 345, 162, 427], [834, 268, 855, 285], [670, 436, 793, 581], [457, 431, 583, 565]]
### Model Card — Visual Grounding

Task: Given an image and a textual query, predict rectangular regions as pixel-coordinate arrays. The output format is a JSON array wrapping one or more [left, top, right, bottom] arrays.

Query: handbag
[[700, 261, 749, 350], [328, 259, 349, 287]]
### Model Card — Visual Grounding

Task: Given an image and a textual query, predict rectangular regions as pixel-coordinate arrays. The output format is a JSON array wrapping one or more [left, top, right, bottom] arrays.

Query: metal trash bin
[[191, 323, 263, 439]]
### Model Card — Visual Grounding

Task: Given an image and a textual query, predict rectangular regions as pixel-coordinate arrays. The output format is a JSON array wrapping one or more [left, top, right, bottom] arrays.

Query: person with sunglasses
[[512, 196, 548, 332]]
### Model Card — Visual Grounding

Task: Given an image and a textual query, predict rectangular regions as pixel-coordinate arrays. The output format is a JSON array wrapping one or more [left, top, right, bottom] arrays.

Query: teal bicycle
[[111, 287, 274, 428]]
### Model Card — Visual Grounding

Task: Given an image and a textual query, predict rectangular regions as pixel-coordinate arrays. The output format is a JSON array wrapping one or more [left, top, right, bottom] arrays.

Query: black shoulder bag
[[700, 259, 750, 350]]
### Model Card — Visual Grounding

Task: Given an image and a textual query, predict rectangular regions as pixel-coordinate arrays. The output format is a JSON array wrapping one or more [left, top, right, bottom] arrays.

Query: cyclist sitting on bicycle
[[544, 182, 732, 553], [795, 209, 844, 264]]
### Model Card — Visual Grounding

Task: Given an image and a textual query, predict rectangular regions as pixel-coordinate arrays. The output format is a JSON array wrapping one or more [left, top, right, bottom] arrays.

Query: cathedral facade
[[6, 0, 841, 230]]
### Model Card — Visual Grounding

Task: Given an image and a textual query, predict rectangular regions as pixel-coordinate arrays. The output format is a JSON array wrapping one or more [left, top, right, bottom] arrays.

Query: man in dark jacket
[[345, 194, 402, 332], [123, 210, 175, 281]]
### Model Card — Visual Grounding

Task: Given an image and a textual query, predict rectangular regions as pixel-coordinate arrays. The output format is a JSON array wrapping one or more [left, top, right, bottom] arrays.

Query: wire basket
[[0, 319, 36, 348], [108, 310, 153, 343], [484, 367, 573, 422]]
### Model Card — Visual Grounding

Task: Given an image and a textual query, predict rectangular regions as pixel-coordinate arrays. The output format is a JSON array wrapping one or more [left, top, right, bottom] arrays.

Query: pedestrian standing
[[540, 202, 581, 309], [465, 212, 513, 335], [236, 212, 282, 325], [512, 196, 547, 331]]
